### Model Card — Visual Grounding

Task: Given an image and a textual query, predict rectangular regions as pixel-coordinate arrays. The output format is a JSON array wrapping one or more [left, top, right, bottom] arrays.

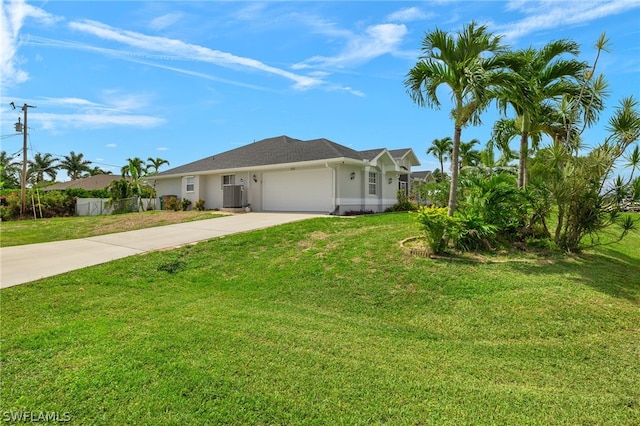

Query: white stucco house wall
[[150, 135, 420, 215]]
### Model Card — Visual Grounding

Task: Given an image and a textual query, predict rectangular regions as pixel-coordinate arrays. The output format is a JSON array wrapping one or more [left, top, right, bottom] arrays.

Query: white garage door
[[263, 168, 333, 212]]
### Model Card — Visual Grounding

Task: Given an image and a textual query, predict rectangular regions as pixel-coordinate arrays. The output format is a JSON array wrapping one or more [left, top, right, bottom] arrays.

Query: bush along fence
[[0, 189, 165, 220]]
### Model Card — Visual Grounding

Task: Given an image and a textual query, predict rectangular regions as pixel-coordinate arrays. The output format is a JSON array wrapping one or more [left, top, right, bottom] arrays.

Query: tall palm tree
[[0, 151, 21, 188], [28, 152, 59, 185], [59, 151, 92, 180], [146, 157, 170, 175], [496, 39, 590, 188], [426, 137, 452, 177], [405, 21, 507, 215]]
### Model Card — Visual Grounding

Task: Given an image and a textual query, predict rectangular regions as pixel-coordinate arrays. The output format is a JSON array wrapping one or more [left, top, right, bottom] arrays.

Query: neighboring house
[[152, 135, 420, 215], [410, 170, 434, 185], [43, 175, 126, 191], [410, 170, 435, 206]]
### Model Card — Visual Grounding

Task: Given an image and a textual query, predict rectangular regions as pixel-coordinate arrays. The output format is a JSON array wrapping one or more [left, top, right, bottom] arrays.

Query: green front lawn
[[1, 213, 639, 424], [0, 210, 224, 247]]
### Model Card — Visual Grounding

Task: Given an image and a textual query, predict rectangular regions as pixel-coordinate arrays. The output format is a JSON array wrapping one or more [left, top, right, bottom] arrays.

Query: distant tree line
[[1, 151, 169, 220]]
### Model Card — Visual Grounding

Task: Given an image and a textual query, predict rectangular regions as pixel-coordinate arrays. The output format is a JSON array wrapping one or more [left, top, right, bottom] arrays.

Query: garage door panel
[[263, 169, 333, 212]]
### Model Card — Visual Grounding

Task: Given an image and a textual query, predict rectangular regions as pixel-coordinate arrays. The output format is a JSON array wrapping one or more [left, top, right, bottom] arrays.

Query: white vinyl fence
[[75, 197, 157, 216]]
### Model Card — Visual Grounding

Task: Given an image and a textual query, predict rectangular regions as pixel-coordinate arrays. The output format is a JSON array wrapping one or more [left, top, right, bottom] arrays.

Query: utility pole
[[12, 102, 36, 216]]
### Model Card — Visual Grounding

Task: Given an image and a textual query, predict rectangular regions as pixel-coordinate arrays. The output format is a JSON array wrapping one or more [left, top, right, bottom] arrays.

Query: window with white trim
[[222, 174, 235, 189], [186, 176, 195, 192], [368, 172, 377, 195]]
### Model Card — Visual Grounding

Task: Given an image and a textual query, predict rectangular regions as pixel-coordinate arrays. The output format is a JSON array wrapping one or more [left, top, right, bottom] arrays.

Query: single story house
[[151, 135, 420, 215]]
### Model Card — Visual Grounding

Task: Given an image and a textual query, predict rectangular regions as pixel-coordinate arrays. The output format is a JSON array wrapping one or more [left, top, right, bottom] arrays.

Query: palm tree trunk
[[518, 131, 528, 189], [447, 126, 462, 216]]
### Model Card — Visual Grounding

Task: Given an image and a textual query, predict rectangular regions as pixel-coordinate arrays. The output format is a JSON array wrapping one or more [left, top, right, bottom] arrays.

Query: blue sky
[[1, 0, 639, 178]]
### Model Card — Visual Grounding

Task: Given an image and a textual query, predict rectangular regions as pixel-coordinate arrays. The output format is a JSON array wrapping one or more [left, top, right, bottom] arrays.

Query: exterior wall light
[[388, 177, 393, 184], [253, 174, 258, 183], [350, 172, 356, 180]]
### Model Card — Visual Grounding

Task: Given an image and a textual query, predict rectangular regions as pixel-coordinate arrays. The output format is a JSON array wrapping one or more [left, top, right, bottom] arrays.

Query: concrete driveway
[[0, 212, 322, 289]]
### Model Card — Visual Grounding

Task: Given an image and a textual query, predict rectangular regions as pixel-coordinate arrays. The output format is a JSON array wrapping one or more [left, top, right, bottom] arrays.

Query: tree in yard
[[458, 138, 482, 172], [120, 157, 155, 212], [121, 157, 146, 178], [426, 137, 452, 179], [28, 152, 59, 185], [495, 39, 595, 189], [0, 151, 21, 189], [59, 151, 92, 180], [88, 166, 112, 176], [146, 157, 170, 175], [529, 34, 640, 252], [405, 21, 507, 216]]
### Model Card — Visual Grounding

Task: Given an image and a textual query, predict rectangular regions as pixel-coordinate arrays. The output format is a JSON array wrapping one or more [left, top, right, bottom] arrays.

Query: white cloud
[[497, 0, 640, 42], [293, 23, 408, 69], [0, 0, 63, 87], [295, 14, 354, 39], [106, 144, 117, 148], [39, 97, 102, 108], [149, 12, 183, 31], [157, 147, 169, 151], [68, 19, 324, 91], [34, 112, 165, 131], [233, 3, 267, 21], [24, 95, 166, 131], [386, 7, 431, 23]]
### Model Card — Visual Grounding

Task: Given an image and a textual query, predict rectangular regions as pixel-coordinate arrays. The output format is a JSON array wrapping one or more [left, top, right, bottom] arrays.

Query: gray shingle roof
[[156, 135, 395, 177], [411, 170, 434, 181], [43, 175, 127, 191]]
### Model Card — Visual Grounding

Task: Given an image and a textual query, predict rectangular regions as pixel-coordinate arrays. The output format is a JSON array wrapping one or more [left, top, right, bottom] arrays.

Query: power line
[[0, 133, 23, 140]]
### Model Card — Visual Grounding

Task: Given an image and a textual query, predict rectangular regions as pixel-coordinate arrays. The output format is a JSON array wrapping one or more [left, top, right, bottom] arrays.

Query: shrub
[[386, 190, 418, 212], [0, 192, 20, 221], [0, 190, 75, 220], [415, 180, 450, 207], [36, 191, 75, 218], [195, 199, 206, 211], [414, 206, 460, 254], [450, 210, 498, 251], [163, 196, 180, 211], [65, 188, 110, 199], [180, 198, 192, 211]]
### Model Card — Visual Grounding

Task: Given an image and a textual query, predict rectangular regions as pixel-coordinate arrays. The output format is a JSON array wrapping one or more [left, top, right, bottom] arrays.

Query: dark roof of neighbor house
[[155, 135, 415, 177], [43, 174, 127, 191], [411, 170, 434, 181]]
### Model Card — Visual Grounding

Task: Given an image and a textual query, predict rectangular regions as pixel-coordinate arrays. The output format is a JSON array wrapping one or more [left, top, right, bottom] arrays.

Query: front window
[[222, 175, 235, 188], [368, 172, 377, 195], [186, 176, 195, 192]]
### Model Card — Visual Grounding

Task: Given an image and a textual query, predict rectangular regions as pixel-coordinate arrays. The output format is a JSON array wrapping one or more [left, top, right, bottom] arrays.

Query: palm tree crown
[[121, 157, 146, 178], [146, 157, 170, 175], [59, 151, 92, 181], [405, 21, 507, 215], [1, 151, 21, 188], [495, 39, 590, 188], [426, 137, 453, 176], [28, 152, 59, 185]]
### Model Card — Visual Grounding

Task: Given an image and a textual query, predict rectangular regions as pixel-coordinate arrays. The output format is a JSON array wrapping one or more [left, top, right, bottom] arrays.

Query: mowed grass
[[0, 210, 225, 247], [1, 213, 639, 424]]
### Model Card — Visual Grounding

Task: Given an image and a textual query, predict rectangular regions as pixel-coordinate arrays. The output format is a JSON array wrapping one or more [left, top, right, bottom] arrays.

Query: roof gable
[[155, 135, 419, 177]]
